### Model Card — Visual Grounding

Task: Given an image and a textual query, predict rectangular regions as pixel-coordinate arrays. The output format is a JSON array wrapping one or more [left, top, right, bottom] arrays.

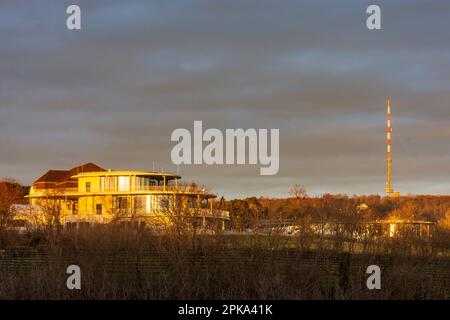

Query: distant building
[[371, 219, 434, 238], [18, 163, 229, 229], [253, 218, 434, 239], [356, 203, 369, 212]]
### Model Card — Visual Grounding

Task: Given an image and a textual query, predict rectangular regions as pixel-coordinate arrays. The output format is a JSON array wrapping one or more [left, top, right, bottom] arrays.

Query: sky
[[1, 0, 450, 199]]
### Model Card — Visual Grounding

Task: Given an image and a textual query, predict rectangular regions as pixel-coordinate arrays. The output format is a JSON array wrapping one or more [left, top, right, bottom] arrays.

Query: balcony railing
[[29, 187, 79, 197], [94, 185, 209, 194], [30, 186, 210, 196], [193, 209, 230, 220]]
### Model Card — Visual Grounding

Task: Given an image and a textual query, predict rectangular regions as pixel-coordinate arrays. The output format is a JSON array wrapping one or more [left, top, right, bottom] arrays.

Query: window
[[118, 176, 130, 191], [96, 204, 102, 215], [107, 176, 116, 191], [134, 196, 145, 214], [146, 195, 152, 213], [135, 176, 157, 190], [68, 202, 78, 215], [114, 196, 128, 212], [85, 182, 91, 192], [188, 197, 196, 208], [100, 176, 105, 191]]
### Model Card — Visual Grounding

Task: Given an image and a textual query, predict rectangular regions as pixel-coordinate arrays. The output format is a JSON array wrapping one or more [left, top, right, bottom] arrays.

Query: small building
[[371, 219, 435, 238]]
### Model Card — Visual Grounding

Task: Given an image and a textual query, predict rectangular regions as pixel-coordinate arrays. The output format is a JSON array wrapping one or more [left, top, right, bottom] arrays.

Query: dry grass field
[[1, 226, 449, 300]]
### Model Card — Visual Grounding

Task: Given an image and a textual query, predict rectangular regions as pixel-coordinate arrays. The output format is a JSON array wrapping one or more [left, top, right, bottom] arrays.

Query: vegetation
[[0, 226, 449, 299], [0, 179, 26, 236], [1, 181, 450, 299], [227, 191, 450, 230]]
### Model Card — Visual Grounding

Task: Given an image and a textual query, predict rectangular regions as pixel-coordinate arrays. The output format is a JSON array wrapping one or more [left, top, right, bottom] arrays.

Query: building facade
[[23, 163, 229, 229]]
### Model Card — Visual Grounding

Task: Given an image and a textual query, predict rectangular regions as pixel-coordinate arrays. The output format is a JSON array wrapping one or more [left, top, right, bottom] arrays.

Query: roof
[[35, 170, 69, 184], [33, 163, 181, 189], [373, 220, 435, 225], [72, 171, 181, 180], [33, 163, 105, 189]]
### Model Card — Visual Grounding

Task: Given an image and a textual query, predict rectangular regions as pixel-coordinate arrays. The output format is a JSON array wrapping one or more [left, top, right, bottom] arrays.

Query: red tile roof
[[33, 162, 105, 189]]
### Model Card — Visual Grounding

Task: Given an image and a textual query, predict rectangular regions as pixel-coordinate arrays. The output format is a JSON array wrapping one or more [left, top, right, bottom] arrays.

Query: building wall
[[78, 176, 101, 193]]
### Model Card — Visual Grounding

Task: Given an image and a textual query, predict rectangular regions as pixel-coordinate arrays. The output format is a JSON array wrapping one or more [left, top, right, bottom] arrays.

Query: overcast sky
[[1, 0, 450, 198]]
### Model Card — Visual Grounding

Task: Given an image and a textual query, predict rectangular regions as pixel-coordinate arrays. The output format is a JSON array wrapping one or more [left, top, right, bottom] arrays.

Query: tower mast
[[385, 97, 397, 197]]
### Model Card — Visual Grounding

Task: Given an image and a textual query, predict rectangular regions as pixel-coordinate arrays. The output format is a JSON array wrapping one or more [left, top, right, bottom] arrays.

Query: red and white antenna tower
[[385, 97, 399, 198]]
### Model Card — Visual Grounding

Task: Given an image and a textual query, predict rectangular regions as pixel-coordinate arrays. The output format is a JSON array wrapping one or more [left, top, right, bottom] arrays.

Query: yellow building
[[25, 163, 229, 229]]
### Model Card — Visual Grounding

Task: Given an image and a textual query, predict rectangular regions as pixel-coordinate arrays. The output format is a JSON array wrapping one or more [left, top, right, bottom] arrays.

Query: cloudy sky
[[1, 0, 450, 198]]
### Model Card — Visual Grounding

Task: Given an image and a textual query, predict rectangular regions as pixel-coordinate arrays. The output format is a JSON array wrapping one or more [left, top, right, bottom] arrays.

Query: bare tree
[[154, 187, 203, 249], [289, 184, 307, 202], [438, 209, 450, 230], [32, 189, 64, 231], [388, 202, 417, 221], [0, 178, 23, 231]]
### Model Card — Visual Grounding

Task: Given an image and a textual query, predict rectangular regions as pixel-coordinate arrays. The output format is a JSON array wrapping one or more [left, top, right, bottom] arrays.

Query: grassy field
[[0, 227, 449, 299]]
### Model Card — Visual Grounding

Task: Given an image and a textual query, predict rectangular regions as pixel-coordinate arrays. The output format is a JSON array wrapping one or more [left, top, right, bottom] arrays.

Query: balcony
[[30, 183, 211, 197], [91, 185, 209, 194]]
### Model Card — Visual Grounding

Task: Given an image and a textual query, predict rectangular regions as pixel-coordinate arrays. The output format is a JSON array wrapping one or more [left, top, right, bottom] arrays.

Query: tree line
[[2, 179, 450, 233], [225, 185, 450, 231]]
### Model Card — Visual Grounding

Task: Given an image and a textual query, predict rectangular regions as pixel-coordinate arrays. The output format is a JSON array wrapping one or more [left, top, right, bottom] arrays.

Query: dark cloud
[[1, 0, 450, 198]]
